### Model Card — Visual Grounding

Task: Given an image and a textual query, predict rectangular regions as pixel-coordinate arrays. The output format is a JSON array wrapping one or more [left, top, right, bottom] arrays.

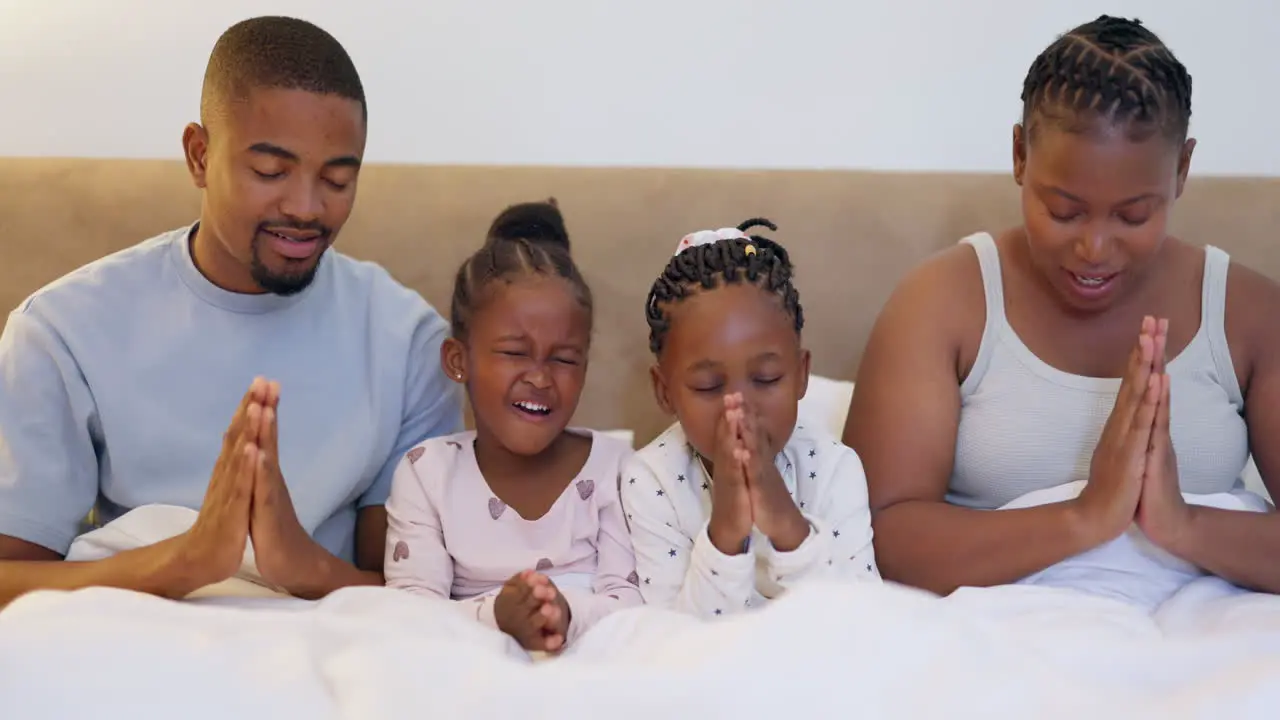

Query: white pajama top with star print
[[383, 429, 644, 645], [619, 421, 881, 618]]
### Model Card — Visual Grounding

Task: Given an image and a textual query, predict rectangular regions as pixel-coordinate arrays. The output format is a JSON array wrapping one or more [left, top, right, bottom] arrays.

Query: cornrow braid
[[645, 218, 804, 355], [450, 199, 593, 340], [1021, 15, 1192, 141]]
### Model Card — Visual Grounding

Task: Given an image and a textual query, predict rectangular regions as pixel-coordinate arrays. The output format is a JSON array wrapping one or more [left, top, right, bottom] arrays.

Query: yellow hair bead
[[744, 244, 757, 256]]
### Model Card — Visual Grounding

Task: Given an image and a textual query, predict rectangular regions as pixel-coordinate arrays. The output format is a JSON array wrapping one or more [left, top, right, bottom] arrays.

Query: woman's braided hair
[[1021, 15, 1192, 141]]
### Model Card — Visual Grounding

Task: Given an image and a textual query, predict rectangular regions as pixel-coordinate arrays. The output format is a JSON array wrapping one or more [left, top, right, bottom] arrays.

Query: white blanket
[[3, 502, 1280, 719], [1003, 480, 1273, 611]]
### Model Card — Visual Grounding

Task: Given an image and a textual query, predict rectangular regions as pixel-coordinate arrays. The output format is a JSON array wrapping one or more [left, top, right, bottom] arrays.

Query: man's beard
[[250, 225, 330, 296]]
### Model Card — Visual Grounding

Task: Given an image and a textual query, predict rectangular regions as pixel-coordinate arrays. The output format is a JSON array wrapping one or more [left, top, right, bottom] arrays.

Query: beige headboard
[[2, 158, 1277, 444]]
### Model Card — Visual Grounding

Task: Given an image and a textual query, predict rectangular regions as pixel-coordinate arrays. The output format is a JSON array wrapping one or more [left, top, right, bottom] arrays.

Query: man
[[0, 16, 462, 605]]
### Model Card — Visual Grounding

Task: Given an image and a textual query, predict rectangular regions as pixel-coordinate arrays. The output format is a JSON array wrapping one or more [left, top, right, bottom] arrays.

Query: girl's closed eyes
[[383, 199, 643, 654], [620, 220, 881, 620]]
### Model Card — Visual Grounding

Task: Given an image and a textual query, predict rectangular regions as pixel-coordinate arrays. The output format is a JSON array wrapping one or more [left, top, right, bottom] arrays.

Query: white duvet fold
[[3, 577, 1280, 720], [1002, 481, 1271, 611], [2, 498, 1278, 719]]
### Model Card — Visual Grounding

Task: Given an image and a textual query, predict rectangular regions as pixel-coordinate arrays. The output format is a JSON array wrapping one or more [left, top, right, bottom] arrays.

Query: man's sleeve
[[359, 311, 464, 508], [0, 309, 100, 554]]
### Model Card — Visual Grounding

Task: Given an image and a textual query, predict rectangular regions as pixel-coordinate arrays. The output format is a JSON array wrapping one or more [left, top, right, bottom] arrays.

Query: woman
[[845, 15, 1280, 597]]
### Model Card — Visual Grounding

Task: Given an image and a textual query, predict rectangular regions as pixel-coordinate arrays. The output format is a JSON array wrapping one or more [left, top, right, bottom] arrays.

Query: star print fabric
[[619, 422, 881, 619], [383, 429, 644, 646]]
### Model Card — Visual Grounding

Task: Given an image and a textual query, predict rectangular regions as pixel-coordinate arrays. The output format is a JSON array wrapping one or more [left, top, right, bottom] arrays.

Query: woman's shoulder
[[1221, 247, 1280, 384], [858, 233, 995, 383], [878, 236, 987, 328], [1221, 246, 1280, 314]]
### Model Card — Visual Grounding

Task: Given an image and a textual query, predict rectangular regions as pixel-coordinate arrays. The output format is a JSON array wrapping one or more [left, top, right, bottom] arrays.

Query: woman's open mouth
[[1064, 269, 1119, 300]]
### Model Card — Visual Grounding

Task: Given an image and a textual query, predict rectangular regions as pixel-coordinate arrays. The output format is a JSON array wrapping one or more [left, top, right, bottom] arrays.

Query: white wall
[[0, 0, 1276, 175]]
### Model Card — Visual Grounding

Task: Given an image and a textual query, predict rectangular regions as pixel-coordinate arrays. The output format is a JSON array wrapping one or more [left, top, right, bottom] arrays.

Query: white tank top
[[948, 233, 1249, 509]]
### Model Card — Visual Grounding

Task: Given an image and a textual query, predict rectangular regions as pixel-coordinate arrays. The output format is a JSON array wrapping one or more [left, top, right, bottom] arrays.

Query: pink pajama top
[[383, 429, 644, 645]]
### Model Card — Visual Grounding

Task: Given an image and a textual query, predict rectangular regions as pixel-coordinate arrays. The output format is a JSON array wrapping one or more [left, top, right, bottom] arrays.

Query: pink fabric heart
[[406, 447, 425, 464], [535, 558, 553, 571], [626, 570, 640, 586], [576, 479, 595, 501], [488, 497, 507, 520], [392, 541, 410, 562]]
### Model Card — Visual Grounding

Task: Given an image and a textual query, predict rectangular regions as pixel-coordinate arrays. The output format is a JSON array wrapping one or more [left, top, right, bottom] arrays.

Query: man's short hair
[[200, 16, 366, 124]]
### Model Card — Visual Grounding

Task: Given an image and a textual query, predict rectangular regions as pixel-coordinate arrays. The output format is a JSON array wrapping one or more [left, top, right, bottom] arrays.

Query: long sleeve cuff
[[469, 593, 499, 631], [559, 588, 619, 645], [685, 521, 756, 615], [692, 522, 755, 580], [763, 515, 828, 584], [561, 588, 589, 645]]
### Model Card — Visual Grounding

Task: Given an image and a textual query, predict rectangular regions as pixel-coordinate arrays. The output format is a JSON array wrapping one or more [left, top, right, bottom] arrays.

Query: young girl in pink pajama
[[383, 200, 642, 653]]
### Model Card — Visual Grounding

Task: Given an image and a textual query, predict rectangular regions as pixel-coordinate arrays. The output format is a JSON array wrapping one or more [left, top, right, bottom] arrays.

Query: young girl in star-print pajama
[[621, 220, 881, 619], [383, 200, 642, 653]]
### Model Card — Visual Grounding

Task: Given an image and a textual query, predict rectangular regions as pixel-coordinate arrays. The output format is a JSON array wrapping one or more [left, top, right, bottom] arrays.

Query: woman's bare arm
[[1152, 263, 1280, 593], [843, 248, 1099, 595]]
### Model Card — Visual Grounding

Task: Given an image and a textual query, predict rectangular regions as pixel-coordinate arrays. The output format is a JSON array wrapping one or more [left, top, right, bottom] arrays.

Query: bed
[[2, 159, 1279, 718], [4, 497, 1280, 719]]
